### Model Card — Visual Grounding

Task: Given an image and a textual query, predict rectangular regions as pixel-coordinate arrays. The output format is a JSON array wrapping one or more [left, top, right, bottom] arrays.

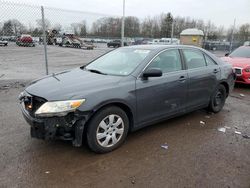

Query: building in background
[[180, 28, 204, 47]]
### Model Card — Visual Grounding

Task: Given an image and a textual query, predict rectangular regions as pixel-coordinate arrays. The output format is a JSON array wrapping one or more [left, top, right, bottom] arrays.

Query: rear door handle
[[213, 69, 219, 73], [179, 76, 186, 82]]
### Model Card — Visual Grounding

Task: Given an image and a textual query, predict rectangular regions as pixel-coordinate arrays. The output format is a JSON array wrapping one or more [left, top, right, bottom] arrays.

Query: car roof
[[124, 44, 203, 51]]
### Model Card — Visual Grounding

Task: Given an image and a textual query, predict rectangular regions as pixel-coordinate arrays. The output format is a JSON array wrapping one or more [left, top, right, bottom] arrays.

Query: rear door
[[136, 49, 188, 125], [181, 49, 219, 110]]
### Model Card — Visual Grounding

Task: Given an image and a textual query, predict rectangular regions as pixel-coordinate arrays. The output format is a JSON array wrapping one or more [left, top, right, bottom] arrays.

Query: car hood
[[25, 68, 123, 101], [221, 57, 250, 68]]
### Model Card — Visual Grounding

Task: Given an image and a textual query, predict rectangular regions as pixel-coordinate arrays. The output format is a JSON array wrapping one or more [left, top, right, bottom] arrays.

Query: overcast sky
[[3, 0, 250, 28]]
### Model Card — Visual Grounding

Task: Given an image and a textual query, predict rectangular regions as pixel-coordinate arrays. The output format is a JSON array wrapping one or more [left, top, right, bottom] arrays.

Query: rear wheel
[[208, 84, 226, 113], [86, 106, 129, 153]]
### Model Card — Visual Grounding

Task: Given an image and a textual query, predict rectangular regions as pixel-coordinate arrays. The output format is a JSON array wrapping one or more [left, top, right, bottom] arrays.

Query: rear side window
[[182, 49, 206, 69], [204, 54, 217, 66], [147, 49, 182, 73]]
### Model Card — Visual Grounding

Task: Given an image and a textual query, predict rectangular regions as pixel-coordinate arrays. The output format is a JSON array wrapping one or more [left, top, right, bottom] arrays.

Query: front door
[[136, 49, 188, 125]]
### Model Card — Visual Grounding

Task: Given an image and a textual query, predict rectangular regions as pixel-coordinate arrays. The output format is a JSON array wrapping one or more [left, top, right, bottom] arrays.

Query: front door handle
[[179, 76, 186, 82]]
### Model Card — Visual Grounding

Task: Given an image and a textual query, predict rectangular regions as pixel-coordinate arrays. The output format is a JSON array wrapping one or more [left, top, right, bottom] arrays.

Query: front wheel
[[207, 84, 226, 113], [86, 106, 129, 153]]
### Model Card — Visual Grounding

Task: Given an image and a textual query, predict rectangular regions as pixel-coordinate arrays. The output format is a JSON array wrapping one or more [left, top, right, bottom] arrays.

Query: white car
[[244, 41, 250, 46], [159, 38, 180, 45], [0, 39, 8, 46]]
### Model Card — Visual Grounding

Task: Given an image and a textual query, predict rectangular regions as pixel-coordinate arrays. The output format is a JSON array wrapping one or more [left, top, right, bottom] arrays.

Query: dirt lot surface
[[0, 44, 250, 188]]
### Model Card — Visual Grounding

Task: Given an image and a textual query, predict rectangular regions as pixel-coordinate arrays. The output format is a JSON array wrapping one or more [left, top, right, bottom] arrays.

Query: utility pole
[[41, 6, 49, 75], [121, 0, 125, 47], [229, 18, 236, 53]]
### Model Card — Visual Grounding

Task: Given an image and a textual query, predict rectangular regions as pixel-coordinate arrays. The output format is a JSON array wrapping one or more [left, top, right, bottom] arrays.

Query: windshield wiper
[[86, 69, 107, 75]]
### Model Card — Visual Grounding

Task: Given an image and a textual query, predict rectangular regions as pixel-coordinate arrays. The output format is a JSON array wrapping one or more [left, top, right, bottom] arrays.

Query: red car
[[16, 34, 35, 47], [222, 46, 250, 84]]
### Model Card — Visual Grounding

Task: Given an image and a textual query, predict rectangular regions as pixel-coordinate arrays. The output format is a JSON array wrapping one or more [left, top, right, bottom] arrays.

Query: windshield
[[230, 47, 250, 58], [85, 48, 151, 76]]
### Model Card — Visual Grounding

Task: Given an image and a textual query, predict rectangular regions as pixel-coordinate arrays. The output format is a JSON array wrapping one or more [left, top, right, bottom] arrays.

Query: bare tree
[[36, 19, 51, 30]]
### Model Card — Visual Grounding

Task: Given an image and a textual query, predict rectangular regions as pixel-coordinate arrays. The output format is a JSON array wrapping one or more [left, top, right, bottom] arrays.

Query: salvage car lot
[[0, 42, 111, 80], [0, 44, 250, 187]]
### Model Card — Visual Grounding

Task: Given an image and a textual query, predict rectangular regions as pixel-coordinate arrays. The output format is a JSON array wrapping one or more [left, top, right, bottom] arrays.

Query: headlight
[[245, 67, 250, 72], [35, 99, 85, 117]]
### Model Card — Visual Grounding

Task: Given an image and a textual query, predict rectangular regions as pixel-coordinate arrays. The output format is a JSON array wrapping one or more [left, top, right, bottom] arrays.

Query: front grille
[[234, 68, 242, 76], [23, 94, 46, 117]]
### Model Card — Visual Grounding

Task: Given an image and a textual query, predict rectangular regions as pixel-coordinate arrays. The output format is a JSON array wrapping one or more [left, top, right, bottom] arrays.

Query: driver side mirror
[[225, 53, 229, 56], [142, 68, 162, 79]]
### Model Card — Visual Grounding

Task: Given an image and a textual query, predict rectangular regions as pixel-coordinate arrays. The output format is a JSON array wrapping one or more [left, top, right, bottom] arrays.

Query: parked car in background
[[107, 40, 127, 48], [244, 41, 250, 46], [152, 39, 161, 44], [159, 38, 180, 45], [0, 38, 8, 46], [19, 45, 235, 153], [16, 34, 35, 47], [133, 38, 153, 45], [222, 46, 250, 84]]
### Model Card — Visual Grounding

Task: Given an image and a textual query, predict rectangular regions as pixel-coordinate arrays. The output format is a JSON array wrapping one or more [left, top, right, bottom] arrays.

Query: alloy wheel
[[96, 114, 124, 148]]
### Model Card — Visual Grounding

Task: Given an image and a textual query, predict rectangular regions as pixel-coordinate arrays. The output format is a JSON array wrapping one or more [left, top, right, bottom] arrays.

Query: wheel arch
[[219, 81, 229, 97], [85, 101, 135, 132]]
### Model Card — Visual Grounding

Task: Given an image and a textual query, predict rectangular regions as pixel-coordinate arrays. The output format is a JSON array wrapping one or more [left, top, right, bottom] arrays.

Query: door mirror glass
[[142, 68, 162, 78]]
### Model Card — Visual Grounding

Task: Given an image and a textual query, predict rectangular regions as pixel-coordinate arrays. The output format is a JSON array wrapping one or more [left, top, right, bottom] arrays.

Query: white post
[[41, 6, 49, 75], [121, 0, 125, 47]]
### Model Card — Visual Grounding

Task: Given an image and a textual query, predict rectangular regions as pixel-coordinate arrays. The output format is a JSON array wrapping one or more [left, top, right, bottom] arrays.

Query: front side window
[[182, 49, 206, 69], [147, 49, 182, 73], [85, 48, 151, 76]]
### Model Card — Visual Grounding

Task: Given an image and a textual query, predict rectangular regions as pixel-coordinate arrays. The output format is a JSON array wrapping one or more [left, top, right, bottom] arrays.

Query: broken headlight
[[35, 99, 85, 117]]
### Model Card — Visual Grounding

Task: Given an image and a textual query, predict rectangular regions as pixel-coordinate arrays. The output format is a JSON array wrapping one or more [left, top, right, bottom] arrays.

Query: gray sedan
[[19, 45, 235, 153]]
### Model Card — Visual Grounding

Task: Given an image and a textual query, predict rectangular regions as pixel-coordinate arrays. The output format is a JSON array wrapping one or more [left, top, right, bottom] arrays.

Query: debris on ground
[[218, 127, 226, 133], [45, 171, 50, 174], [242, 135, 250, 139], [200, 121, 206, 125], [130, 176, 136, 185], [235, 131, 242, 135], [161, 144, 168, 150], [234, 126, 238, 129], [205, 115, 210, 119], [239, 94, 245, 97]]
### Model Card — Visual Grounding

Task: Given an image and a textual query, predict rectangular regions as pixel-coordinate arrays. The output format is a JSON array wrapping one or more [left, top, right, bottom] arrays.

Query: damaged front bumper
[[20, 101, 91, 147]]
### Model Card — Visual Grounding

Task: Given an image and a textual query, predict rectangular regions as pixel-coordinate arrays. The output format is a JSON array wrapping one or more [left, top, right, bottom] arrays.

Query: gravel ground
[[0, 42, 111, 80], [0, 44, 249, 188]]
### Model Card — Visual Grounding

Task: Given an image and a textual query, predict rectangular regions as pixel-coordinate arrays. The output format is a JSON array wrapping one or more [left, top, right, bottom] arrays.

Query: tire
[[86, 106, 129, 153], [207, 84, 226, 113]]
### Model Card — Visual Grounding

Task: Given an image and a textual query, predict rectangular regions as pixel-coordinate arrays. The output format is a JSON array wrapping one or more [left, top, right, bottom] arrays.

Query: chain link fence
[[0, 0, 122, 79]]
